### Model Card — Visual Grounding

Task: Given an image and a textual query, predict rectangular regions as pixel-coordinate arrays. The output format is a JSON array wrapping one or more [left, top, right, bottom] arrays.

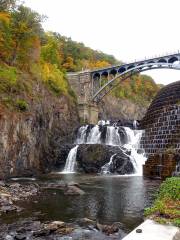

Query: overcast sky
[[24, 0, 180, 85]]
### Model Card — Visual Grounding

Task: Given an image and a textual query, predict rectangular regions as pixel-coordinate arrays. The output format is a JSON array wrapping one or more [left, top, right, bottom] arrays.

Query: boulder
[[76, 144, 134, 174], [64, 185, 85, 195], [96, 222, 120, 235]]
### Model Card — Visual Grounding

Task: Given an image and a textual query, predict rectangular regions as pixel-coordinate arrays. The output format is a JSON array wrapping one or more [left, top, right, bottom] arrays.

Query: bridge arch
[[168, 56, 179, 63], [92, 61, 180, 103]]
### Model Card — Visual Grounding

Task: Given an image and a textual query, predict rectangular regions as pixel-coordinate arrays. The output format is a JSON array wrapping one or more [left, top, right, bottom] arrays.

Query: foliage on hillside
[[0, 0, 161, 110], [112, 74, 161, 106], [145, 177, 180, 227]]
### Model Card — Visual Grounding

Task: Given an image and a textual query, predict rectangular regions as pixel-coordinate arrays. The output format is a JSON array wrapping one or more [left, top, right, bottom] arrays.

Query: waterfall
[[62, 145, 79, 173], [101, 154, 117, 174], [76, 125, 88, 144], [86, 125, 101, 144], [106, 126, 121, 146], [123, 128, 146, 176], [62, 121, 146, 175]]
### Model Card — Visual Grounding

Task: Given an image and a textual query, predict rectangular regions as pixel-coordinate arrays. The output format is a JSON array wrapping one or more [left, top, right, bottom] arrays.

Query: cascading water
[[101, 154, 117, 174], [86, 125, 101, 144], [62, 145, 79, 173], [106, 126, 121, 146], [123, 128, 146, 175], [62, 121, 147, 175]]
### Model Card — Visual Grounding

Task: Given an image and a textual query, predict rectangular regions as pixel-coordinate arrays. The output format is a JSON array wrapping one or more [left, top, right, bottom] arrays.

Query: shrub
[[144, 177, 180, 226], [158, 177, 180, 200], [16, 99, 28, 112], [0, 65, 18, 93]]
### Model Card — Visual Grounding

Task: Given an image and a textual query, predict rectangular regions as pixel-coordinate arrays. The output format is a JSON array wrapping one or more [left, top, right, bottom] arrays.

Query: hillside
[[0, 0, 161, 118]]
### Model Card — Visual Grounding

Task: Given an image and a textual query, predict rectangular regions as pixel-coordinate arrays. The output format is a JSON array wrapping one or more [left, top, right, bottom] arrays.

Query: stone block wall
[[143, 154, 178, 179], [67, 71, 92, 104], [140, 81, 180, 178], [140, 81, 180, 155]]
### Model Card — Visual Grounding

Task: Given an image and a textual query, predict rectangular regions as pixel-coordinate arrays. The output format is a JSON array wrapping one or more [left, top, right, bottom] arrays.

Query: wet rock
[[0, 181, 6, 187], [44, 221, 65, 232], [77, 218, 96, 228], [77, 144, 134, 174], [173, 230, 180, 240], [96, 222, 120, 235], [55, 226, 74, 235], [33, 228, 50, 237], [50, 144, 75, 171], [1, 205, 18, 213], [42, 181, 66, 190], [5, 235, 14, 240], [64, 185, 85, 195], [67, 181, 80, 187], [0, 183, 39, 214], [14, 234, 27, 240]]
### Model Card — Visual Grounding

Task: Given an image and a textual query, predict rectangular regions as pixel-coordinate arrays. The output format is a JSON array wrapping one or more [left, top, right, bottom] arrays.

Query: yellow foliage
[[88, 60, 110, 70], [0, 12, 10, 24], [41, 62, 69, 95]]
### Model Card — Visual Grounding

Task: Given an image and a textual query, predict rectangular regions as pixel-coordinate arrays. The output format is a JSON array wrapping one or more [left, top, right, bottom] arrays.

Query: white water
[[76, 125, 88, 144], [101, 154, 117, 174], [86, 125, 101, 144], [106, 126, 121, 146], [62, 121, 147, 175], [62, 145, 79, 173], [123, 127, 146, 176]]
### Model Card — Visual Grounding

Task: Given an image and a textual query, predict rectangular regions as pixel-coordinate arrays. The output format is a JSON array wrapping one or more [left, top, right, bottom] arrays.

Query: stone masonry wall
[[140, 81, 180, 178], [140, 81, 180, 155], [143, 154, 178, 179]]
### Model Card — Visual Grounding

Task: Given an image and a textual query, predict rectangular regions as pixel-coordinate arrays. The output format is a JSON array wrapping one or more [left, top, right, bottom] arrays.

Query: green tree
[[41, 33, 62, 67], [10, 5, 44, 67], [0, 0, 16, 11]]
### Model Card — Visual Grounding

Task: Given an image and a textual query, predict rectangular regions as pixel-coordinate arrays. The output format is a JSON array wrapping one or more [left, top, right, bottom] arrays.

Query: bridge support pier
[[78, 103, 98, 124], [67, 71, 99, 124]]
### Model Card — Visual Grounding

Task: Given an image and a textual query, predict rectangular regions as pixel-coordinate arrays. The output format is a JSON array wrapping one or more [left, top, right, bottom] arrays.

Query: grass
[[144, 177, 180, 227]]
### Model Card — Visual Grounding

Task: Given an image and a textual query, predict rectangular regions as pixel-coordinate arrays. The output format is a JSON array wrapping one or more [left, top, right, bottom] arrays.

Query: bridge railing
[[123, 50, 180, 65], [90, 50, 180, 73]]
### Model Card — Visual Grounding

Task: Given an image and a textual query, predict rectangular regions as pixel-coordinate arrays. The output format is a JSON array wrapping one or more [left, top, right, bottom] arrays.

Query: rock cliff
[[0, 80, 79, 179], [98, 95, 147, 121]]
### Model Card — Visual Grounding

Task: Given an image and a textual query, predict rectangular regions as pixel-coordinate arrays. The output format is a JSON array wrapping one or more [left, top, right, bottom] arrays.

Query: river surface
[[3, 174, 160, 238]]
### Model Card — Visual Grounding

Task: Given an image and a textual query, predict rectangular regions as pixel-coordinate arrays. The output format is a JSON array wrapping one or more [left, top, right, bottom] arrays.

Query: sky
[[24, 0, 180, 85]]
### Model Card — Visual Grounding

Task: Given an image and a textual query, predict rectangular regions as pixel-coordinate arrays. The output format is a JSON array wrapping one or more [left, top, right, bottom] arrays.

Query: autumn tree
[[9, 5, 44, 67], [62, 56, 76, 71], [41, 33, 63, 68]]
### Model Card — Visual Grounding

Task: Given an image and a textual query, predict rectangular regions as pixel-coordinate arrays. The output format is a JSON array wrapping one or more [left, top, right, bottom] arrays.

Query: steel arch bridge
[[91, 52, 180, 103]]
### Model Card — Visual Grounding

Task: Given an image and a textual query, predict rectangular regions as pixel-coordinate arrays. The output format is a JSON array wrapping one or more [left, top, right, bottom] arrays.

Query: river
[[2, 174, 160, 239]]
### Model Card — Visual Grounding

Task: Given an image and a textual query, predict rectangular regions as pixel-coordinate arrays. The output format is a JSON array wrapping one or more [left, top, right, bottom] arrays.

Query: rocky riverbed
[[0, 181, 39, 214], [0, 175, 161, 240], [0, 180, 125, 239]]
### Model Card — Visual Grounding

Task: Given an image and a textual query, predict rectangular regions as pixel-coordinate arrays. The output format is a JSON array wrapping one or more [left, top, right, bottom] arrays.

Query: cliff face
[[98, 95, 147, 121], [0, 81, 79, 179]]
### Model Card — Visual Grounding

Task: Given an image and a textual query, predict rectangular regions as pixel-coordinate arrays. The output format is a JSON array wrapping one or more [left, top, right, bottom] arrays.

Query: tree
[[9, 5, 44, 67], [62, 56, 76, 71], [41, 33, 62, 67], [0, 0, 17, 11]]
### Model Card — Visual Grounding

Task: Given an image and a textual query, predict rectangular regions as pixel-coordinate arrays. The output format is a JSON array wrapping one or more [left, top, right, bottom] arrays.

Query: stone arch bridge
[[67, 52, 180, 123]]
